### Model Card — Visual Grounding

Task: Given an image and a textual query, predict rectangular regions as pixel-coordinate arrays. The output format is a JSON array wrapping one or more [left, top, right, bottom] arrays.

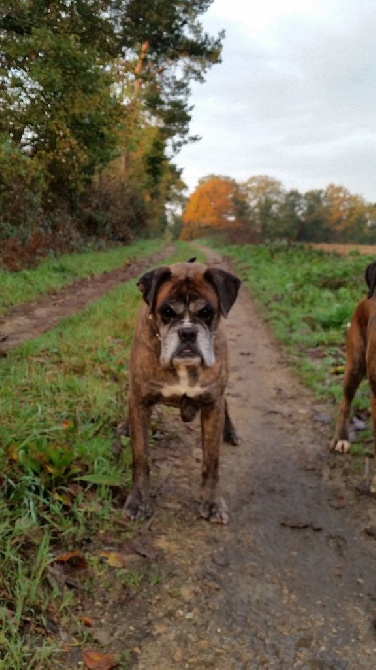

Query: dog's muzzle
[[160, 319, 215, 369], [174, 325, 201, 361]]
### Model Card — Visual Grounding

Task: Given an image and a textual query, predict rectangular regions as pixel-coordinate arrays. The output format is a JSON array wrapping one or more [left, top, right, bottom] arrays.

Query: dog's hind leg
[[223, 400, 240, 446], [331, 323, 366, 453]]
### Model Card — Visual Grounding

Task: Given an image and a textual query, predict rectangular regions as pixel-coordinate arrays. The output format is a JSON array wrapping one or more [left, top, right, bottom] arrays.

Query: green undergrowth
[[0, 240, 202, 668], [0, 238, 166, 316], [211, 240, 375, 453]]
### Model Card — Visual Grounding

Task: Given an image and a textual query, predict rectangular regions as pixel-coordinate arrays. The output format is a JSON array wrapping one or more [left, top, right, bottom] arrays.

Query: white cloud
[[176, 0, 376, 202]]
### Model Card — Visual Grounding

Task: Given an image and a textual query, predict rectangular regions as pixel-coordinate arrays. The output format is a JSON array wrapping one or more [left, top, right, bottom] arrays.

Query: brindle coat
[[124, 261, 240, 523]]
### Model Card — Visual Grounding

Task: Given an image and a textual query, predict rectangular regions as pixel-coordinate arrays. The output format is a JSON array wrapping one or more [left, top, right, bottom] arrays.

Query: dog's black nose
[[178, 326, 197, 343]]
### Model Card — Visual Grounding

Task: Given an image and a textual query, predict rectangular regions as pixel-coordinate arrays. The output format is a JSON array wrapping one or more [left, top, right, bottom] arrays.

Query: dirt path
[[0, 245, 174, 354], [3, 245, 376, 667]]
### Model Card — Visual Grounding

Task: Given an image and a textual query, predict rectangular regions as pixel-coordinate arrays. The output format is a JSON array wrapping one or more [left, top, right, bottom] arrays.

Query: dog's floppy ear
[[365, 261, 376, 299], [137, 266, 171, 311], [204, 268, 241, 317]]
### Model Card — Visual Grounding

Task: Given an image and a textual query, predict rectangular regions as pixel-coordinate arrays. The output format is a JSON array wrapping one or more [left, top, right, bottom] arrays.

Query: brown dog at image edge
[[123, 259, 241, 524], [332, 261, 376, 476]]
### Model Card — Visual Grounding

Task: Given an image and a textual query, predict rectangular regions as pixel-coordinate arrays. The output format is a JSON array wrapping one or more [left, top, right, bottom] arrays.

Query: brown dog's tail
[[365, 261, 376, 298]]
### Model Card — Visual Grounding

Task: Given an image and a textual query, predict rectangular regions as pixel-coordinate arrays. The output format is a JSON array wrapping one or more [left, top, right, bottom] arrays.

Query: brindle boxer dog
[[332, 261, 376, 455], [124, 258, 241, 524]]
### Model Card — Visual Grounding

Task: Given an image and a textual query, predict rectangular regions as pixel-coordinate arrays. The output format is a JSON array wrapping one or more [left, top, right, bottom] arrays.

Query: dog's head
[[365, 261, 376, 299], [137, 261, 240, 368]]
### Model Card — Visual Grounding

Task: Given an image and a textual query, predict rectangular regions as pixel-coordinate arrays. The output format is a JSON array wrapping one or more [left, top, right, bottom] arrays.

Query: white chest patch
[[161, 366, 203, 398]]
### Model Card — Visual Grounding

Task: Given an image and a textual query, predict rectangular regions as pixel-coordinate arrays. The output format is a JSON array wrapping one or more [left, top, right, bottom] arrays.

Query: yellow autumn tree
[[322, 184, 369, 240], [180, 176, 245, 240]]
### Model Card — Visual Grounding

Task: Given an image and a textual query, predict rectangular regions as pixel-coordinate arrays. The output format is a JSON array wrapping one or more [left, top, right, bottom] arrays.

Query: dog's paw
[[200, 497, 229, 525], [223, 428, 241, 446], [333, 439, 351, 454], [123, 490, 153, 521]]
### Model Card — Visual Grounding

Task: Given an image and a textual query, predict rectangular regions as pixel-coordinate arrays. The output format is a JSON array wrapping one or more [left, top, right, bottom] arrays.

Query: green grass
[[0, 238, 165, 316], [0, 239, 202, 668], [210, 240, 375, 452]]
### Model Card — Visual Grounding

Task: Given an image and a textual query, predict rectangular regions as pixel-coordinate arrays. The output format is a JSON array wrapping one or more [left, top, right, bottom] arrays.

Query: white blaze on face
[[159, 316, 215, 369]]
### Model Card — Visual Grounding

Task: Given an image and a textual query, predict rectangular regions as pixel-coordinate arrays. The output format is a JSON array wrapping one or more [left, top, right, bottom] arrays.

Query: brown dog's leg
[[331, 323, 366, 453], [124, 399, 153, 520], [200, 399, 228, 524], [223, 399, 240, 445]]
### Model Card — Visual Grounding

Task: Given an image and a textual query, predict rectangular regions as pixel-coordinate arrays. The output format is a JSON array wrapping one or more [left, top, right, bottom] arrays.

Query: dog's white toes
[[200, 497, 229, 525], [334, 440, 351, 454]]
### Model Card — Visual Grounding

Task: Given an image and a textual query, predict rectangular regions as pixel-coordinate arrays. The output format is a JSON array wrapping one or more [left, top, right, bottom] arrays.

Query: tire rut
[[0, 245, 174, 353]]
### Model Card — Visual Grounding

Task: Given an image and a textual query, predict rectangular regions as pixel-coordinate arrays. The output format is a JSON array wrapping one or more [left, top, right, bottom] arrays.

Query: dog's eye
[[197, 306, 214, 322], [160, 305, 176, 322]]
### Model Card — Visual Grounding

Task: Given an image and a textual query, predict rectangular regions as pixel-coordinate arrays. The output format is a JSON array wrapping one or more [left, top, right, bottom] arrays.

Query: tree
[[0, 0, 224, 249], [0, 1, 122, 208], [239, 176, 285, 240], [180, 176, 245, 239], [322, 184, 369, 242], [118, 0, 224, 151]]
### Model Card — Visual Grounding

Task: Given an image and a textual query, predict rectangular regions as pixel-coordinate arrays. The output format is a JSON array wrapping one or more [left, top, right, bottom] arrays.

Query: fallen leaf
[[82, 649, 119, 670], [98, 551, 125, 568], [7, 445, 19, 462], [47, 551, 88, 589], [80, 616, 96, 627], [52, 551, 88, 570], [329, 495, 347, 509]]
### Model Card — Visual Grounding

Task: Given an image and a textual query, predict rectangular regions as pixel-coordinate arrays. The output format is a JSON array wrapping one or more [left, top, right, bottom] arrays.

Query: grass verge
[[0, 240, 203, 669], [0, 238, 166, 316]]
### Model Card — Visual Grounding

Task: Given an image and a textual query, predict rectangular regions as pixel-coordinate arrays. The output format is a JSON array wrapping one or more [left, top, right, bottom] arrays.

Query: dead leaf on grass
[[7, 444, 20, 462], [98, 551, 126, 568], [53, 551, 88, 569], [80, 616, 96, 627], [82, 649, 119, 670], [47, 551, 88, 588]]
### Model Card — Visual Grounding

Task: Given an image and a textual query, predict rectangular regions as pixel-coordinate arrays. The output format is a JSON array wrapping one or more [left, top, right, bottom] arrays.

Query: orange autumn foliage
[[180, 176, 243, 240]]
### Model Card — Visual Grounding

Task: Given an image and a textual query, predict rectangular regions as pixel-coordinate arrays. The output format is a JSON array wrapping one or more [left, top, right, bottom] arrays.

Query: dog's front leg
[[200, 399, 228, 524], [124, 398, 153, 520]]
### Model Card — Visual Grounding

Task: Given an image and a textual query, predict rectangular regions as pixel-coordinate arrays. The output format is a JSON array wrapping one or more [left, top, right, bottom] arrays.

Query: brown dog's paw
[[200, 497, 229, 525], [332, 439, 351, 454], [123, 489, 153, 521]]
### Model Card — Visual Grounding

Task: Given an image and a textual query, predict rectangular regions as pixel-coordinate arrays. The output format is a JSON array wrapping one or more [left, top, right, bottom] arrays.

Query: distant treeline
[[0, 0, 223, 269], [180, 175, 376, 244]]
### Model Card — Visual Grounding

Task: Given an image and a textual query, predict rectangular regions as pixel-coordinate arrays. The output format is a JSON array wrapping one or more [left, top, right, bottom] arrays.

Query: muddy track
[[0, 244, 174, 354], [3, 244, 376, 668]]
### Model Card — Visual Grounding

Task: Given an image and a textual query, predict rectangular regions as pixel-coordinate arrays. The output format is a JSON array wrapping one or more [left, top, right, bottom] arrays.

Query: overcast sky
[[175, 0, 376, 202]]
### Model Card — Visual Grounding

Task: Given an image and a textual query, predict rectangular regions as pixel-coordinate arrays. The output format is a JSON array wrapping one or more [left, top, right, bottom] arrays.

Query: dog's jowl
[[332, 261, 376, 457], [124, 260, 241, 524]]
